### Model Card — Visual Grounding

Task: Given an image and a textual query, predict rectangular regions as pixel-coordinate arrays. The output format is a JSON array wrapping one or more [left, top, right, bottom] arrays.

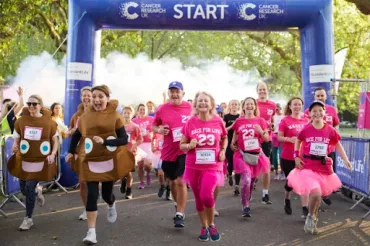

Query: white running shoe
[[107, 203, 117, 223], [36, 185, 45, 207], [79, 210, 87, 221], [214, 210, 220, 217], [83, 230, 97, 245], [19, 217, 33, 231]]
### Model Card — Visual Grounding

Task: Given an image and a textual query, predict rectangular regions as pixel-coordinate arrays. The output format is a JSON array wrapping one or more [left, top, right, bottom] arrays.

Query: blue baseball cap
[[168, 81, 184, 90], [309, 100, 325, 111]]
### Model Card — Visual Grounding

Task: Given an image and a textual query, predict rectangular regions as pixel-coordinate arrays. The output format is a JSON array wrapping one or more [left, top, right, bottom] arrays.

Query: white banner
[[67, 62, 92, 81], [334, 48, 348, 93], [309, 65, 334, 83]]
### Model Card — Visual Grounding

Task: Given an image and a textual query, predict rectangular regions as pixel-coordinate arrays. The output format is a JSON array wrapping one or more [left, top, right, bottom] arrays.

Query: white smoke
[[10, 51, 261, 107]]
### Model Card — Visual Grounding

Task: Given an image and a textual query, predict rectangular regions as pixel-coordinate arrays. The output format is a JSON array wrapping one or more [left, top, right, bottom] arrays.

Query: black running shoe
[[125, 188, 133, 199], [158, 185, 165, 198], [284, 199, 292, 215], [228, 175, 233, 186], [165, 185, 171, 200], [262, 194, 272, 204], [322, 197, 332, 206], [174, 214, 185, 228], [242, 207, 251, 217], [234, 186, 240, 196], [301, 206, 309, 219]]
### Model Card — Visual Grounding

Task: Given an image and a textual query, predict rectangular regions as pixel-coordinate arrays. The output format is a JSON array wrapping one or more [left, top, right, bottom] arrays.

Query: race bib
[[195, 149, 216, 164], [24, 126, 43, 141], [172, 127, 183, 142], [309, 142, 328, 156], [244, 138, 259, 151], [140, 128, 147, 136], [158, 140, 163, 149]]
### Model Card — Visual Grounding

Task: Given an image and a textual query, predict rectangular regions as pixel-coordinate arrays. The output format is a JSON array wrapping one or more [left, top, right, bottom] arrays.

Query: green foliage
[[0, 0, 369, 119]]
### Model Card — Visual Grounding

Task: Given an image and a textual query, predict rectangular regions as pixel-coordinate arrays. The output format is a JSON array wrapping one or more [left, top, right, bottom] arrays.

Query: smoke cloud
[[8, 51, 271, 107]]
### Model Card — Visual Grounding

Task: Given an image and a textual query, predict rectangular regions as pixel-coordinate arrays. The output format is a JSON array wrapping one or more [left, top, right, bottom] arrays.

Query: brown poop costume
[[8, 107, 58, 181], [72, 100, 135, 182]]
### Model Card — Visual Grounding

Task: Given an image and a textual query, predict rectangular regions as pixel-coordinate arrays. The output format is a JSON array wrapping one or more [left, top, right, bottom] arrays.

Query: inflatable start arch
[[61, 0, 335, 185]]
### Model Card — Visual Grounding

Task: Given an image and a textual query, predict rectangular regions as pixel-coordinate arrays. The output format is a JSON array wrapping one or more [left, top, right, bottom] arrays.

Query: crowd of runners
[[0, 81, 353, 244]]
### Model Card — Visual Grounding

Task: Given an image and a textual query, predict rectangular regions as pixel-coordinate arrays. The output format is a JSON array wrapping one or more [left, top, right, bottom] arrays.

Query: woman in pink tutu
[[288, 100, 352, 235], [231, 97, 270, 218], [179, 91, 227, 242]]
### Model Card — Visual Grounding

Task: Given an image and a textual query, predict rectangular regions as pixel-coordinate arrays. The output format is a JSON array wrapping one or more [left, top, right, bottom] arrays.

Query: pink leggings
[[188, 170, 218, 212]]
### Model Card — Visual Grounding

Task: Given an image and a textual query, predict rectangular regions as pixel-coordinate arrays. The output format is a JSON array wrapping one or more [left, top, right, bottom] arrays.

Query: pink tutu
[[182, 168, 225, 187], [233, 151, 270, 178], [287, 168, 342, 197]]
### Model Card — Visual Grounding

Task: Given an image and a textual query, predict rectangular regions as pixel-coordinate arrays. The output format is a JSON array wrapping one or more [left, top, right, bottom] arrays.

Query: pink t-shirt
[[298, 123, 341, 175], [133, 116, 154, 143], [232, 117, 268, 153], [182, 115, 227, 171], [279, 115, 309, 160], [304, 104, 340, 127], [153, 133, 164, 152], [124, 122, 141, 153], [153, 101, 192, 161], [257, 99, 276, 129]]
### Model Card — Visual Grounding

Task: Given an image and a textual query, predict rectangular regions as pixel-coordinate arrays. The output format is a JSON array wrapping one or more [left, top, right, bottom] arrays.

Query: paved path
[[0, 177, 369, 246]]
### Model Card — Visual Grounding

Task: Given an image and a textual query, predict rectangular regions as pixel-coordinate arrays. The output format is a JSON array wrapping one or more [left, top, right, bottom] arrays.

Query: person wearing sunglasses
[[8, 94, 59, 231]]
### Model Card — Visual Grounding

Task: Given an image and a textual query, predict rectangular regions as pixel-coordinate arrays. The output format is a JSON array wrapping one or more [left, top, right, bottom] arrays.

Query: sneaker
[[120, 177, 127, 194], [301, 207, 309, 219], [125, 188, 133, 199], [165, 186, 171, 200], [79, 210, 87, 221], [107, 203, 117, 223], [158, 185, 165, 198], [146, 174, 152, 186], [138, 181, 145, 189], [83, 230, 97, 245], [198, 227, 209, 242], [214, 210, 220, 217], [242, 207, 251, 217], [208, 225, 221, 241], [19, 217, 33, 231], [304, 215, 318, 235], [234, 186, 240, 196], [228, 175, 234, 186], [273, 174, 279, 180], [36, 185, 45, 207], [284, 199, 292, 215], [262, 194, 272, 204], [173, 214, 185, 228], [280, 173, 286, 181], [322, 197, 332, 206]]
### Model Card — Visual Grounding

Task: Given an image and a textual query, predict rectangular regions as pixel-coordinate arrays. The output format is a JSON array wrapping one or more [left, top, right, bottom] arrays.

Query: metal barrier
[[0, 136, 25, 218], [336, 137, 370, 219], [0, 135, 67, 218]]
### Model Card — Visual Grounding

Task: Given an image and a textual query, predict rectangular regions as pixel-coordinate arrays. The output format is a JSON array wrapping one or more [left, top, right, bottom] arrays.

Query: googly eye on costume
[[40, 141, 51, 155], [106, 136, 117, 152], [20, 140, 30, 154], [85, 138, 93, 154]]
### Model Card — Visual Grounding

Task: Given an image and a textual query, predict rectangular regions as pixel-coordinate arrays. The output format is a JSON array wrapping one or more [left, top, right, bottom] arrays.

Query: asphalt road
[[0, 176, 369, 246]]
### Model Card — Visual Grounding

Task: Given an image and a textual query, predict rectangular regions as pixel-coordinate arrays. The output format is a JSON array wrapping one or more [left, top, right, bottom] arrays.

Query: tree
[[346, 0, 370, 14]]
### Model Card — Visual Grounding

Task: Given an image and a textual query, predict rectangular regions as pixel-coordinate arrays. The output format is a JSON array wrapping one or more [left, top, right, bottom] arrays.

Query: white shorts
[[151, 152, 162, 169]]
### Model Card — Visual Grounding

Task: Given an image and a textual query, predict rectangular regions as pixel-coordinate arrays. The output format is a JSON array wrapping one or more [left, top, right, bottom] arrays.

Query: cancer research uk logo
[[238, 3, 284, 21], [120, 2, 139, 20]]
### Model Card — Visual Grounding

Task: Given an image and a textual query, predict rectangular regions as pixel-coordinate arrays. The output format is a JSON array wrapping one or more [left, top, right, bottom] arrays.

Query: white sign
[[309, 65, 334, 83], [67, 62, 92, 81]]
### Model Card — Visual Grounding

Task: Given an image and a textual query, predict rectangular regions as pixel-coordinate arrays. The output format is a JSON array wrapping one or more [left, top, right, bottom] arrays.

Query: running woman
[[133, 104, 154, 189], [231, 97, 270, 217], [277, 97, 309, 217], [152, 81, 192, 228], [272, 103, 284, 180], [180, 91, 227, 241], [288, 100, 352, 234], [223, 99, 241, 195], [256, 81, 275, 204], [121, 106, 143, 199]]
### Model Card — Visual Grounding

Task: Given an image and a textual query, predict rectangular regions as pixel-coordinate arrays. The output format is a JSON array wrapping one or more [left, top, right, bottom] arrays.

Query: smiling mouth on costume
[[22, 161, 49, 172], [88, 159, 114, 173]]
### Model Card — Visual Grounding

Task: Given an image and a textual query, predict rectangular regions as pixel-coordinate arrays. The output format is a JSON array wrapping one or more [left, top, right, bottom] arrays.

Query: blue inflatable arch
[[61, 0, 334, 185]]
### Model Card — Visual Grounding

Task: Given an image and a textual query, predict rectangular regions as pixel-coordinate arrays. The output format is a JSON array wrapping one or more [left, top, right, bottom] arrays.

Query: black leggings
[[226, 147, 240, 185], [280, 158, 296, 192], [19, 180, 38, 218], [86, 181, 115, 212]]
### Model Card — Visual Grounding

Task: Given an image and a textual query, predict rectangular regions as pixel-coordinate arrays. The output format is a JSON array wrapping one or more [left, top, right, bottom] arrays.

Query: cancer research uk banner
[[336, 138, 370, 196]]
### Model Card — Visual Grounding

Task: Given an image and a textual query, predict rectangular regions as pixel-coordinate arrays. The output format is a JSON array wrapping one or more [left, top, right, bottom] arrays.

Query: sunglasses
[[26, 102, 40, 107]]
